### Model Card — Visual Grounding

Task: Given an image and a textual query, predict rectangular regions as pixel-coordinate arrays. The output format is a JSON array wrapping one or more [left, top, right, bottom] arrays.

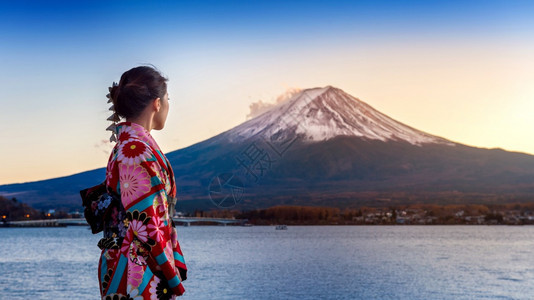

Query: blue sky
[[1, 0, 534, 184]]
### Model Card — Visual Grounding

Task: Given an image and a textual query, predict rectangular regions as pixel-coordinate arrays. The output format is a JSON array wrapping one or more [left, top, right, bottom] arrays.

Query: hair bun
[[107, 65, 167, 120]]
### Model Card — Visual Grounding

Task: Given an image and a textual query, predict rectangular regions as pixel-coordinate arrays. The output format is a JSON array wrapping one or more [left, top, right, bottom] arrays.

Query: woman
[[99, 66, 187, 299]]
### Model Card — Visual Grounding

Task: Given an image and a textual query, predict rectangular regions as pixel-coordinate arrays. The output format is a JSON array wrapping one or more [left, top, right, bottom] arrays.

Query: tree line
[[0, 196, 43, 221]]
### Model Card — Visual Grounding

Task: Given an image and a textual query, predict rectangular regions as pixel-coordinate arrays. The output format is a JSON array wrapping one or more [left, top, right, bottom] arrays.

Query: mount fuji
[[2, 86, 534, 211], [224, 86, 452, 145]]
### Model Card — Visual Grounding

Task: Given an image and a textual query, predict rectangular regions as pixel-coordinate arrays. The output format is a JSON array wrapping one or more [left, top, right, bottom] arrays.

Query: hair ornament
[[108, 81, 118, 92], [106, 81, 120, 143], [107, 114, 121, 122], [106, 124, 117, 132]]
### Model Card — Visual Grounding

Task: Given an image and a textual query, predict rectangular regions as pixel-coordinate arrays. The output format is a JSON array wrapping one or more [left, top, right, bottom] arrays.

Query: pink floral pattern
[[106, 159, 115, 187], [117, 125, 136, 142], [121, 228, 133, 255], [148, 217, 165, 243], [151, 164, 167, 186], [127, 260, 144, 287], [153, 191, 167, 217], [148, 276, 161, 300], [117, 140, 153, 165], [126, 284, 144, 300], [129, 219, 148, 243], [171, 228, 178, 248], [119, 163, 151, 207], [164, 241, 173, 262]]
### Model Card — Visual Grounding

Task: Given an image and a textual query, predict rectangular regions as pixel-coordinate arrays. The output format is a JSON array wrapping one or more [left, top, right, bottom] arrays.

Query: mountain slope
[[0, 168, 105, 211]]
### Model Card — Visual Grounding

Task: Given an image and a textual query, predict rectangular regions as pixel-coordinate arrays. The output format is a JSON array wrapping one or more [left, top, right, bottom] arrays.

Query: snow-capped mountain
[[222, 86, 453, 146]]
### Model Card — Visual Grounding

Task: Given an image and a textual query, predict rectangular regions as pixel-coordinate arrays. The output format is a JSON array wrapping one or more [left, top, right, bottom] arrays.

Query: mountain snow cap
[[225, 86, 453, 146]]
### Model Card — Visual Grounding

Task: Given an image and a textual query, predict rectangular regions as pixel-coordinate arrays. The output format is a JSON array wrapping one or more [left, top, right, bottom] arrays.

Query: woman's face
[[153, 92, 169, 130]]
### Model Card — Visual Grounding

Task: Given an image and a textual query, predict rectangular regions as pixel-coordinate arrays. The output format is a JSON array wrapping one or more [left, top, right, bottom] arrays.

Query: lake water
[[1, 225, 534, 299]]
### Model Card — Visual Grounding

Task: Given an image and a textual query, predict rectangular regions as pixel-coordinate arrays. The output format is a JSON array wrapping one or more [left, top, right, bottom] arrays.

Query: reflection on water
[[1, 226, 534, 299]]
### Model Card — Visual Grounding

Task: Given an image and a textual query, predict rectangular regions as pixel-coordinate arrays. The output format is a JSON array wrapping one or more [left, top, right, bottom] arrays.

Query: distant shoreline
[[5, 202, 534, 226]]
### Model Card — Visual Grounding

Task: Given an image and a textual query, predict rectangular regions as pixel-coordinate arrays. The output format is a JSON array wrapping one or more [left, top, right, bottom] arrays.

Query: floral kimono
[[99, 122, 187, 299]]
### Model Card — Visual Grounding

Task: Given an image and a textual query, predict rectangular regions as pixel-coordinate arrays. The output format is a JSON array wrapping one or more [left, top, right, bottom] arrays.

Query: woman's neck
[[127, 111, 154, 132]]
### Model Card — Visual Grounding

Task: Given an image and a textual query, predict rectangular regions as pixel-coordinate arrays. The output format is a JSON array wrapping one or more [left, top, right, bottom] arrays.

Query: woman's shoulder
[[115, 137, 157, 166]]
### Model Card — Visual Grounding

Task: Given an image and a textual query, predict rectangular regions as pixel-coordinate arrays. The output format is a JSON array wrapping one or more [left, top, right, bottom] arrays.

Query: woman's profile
[[96, 66, 187, 299]]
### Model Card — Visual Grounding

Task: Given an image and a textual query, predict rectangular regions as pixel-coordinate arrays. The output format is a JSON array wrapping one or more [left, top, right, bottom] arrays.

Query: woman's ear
[[153, 97, 161, 112]]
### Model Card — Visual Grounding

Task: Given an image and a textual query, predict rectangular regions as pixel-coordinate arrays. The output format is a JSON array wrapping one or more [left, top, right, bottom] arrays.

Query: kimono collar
[[114, 122, 161, 151]]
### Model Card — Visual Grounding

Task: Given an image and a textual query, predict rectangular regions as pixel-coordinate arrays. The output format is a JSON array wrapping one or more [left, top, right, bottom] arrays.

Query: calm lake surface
[[1, 225, 534, 299]]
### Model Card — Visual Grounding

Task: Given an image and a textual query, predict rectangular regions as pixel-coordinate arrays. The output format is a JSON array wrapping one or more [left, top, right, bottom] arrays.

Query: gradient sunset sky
[[1, 0, 533, 184]]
